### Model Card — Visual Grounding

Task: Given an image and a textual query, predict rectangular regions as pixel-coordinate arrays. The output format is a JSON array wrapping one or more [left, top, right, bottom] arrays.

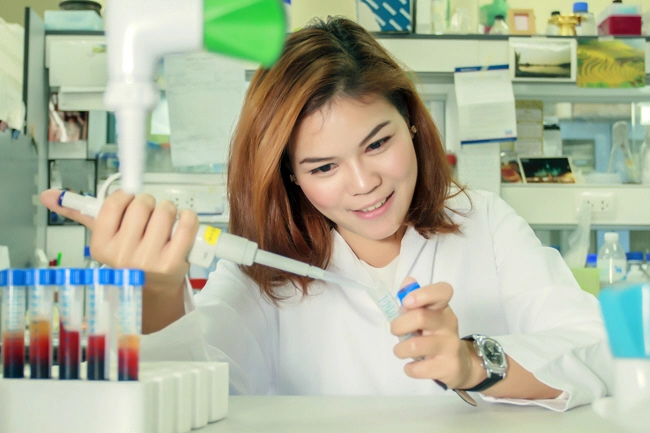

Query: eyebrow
[[298, 120, 391, 165]]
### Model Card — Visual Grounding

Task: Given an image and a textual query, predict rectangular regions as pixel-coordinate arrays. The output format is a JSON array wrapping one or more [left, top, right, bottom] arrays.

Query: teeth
[[360, 197, 387, 213]]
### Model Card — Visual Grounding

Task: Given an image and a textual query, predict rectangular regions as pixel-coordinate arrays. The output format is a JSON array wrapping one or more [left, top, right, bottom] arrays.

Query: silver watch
[[460, 334, 508, 392]]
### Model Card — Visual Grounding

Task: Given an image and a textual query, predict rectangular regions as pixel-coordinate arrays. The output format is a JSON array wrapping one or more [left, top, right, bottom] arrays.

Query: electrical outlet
[[579, 191, 616, 217]]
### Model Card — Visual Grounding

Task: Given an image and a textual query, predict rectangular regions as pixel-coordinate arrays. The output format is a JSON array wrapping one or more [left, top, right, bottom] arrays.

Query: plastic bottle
[[546, 11, 560, 35], [597, 232, 628, 287], [625, 252, 650, 282], [488, 14, 508, 34], [573, 2, 597, 36], [586, 253, 597, 268], [479, 0, 509, 32], [83, 246, 100, 268], [430, 0, 447, 34]]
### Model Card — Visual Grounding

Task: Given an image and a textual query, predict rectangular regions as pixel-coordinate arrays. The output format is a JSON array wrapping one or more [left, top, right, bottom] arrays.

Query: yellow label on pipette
[[203, 226, 222, 246]]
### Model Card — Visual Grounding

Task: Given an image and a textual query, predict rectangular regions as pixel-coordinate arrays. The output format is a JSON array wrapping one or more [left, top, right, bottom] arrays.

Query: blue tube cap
[[83, 268, 95, 285], [1, 269, 27, 286], [67, 268, 85, 285], [113, 269, 145, 286], [52, 269, 66, 285], [98, 268, 114, 285], [0, 269, 6, 286], [396, 282, 421, 305]]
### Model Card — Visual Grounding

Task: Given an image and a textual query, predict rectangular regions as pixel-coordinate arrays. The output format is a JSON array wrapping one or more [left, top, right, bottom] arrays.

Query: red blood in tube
[[2, 333, 25, 378], [87, 334, 107, 380], [58, 320, 80, 379], [29, 320, 52, 379], [118, 335, 139, 381]]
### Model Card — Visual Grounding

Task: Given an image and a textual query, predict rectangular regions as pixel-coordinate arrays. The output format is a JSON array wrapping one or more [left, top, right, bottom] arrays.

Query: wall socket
[[580, 191, 616, 217]]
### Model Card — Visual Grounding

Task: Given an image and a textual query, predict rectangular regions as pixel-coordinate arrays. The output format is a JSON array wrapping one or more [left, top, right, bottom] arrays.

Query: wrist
[[460, 339, 487, 389]]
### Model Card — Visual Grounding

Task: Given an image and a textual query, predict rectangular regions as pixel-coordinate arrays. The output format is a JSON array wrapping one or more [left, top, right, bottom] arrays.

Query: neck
[[338, 226, 406, 267]]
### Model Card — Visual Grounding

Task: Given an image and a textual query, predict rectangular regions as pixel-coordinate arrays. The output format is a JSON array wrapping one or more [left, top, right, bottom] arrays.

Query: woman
[[41, 17, 611, 410]]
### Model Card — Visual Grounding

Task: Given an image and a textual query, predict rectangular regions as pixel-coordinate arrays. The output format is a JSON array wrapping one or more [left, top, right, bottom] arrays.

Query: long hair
[[228, 17, 464, 303]]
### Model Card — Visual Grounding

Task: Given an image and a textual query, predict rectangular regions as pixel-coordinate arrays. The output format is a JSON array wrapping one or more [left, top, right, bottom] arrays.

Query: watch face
[[484, 340, 504, 365]]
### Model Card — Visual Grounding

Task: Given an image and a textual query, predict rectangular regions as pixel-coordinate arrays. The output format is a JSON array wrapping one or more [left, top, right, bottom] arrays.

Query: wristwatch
[[460, 334, 508, 392]]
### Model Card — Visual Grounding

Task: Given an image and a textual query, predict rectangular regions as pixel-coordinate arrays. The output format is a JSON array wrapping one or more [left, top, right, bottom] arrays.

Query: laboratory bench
[[197, 395, 619, 433]]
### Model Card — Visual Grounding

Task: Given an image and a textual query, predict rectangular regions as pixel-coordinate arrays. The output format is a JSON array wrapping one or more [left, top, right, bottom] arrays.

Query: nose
[[347, 160, 380, 196]]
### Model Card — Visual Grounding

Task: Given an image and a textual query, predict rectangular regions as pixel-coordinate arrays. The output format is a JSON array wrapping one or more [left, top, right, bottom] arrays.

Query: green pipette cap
[[204, 0, 286, 68]]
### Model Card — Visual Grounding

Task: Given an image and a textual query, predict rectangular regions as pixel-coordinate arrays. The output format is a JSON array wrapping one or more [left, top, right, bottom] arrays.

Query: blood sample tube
[[85, 268, 112, 380], [26, 269, 56, 379], [58, 268, 85, 379], [1, 269, 27, 378], [114, 269, 144, 381]]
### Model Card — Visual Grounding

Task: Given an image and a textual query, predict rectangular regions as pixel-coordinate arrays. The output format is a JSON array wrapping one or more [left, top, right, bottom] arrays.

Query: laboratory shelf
[[500, 184, 650, 230]]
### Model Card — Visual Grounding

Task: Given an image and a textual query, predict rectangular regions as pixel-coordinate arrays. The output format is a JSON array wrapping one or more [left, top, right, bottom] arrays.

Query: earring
[[289, 174, 297, 183], [410, 125, 417, 134]]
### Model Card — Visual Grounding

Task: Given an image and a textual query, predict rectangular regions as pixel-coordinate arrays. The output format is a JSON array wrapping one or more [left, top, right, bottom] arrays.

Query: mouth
[[356, 192, 393, 213]]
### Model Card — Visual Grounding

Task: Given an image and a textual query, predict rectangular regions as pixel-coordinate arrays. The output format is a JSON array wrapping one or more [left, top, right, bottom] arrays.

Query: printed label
[[204, 226, 222, 246]]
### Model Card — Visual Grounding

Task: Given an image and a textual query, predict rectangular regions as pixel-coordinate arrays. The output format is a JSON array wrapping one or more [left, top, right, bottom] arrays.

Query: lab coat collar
[[328, 227, 435, 294]]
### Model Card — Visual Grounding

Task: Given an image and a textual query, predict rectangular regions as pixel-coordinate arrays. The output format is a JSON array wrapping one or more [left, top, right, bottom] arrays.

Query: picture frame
[[509, 37, 577, 82], [517, 156, 577, 184], [507, 9, 536, 35]]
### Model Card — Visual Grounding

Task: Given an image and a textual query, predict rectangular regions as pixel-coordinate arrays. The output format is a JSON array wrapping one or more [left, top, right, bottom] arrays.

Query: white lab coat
[[141, 190, 613, 411]]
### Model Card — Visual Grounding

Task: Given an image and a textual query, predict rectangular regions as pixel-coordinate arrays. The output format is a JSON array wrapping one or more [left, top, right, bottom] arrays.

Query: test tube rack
[[0, 361, 229, 433]]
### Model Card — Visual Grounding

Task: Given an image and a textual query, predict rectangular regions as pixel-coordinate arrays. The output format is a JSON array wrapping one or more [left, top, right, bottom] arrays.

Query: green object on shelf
[[479, 0, 509, 27], [571, 267, 600, 297], [203, 0, 286, 68]]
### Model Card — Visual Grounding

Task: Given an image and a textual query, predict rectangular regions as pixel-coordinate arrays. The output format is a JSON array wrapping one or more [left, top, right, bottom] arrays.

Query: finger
[[164, 209, 199, 263], [40, 190, 95, 230], [400, 280, 453, 310], [391, 307, 448, 336], [393, 335, 443, 360], [141, 200, 178, 253], [403, 336, 462, 380], [115, 194, 156, 243], [93, 190, 135, 242]]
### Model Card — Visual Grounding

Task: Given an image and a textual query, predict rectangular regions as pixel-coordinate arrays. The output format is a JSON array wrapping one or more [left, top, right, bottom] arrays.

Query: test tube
[[1, 269, 27, 378], [85, 268, 112, 380], [58, 268, 85, 379], [114, 269, 144, 381], [26, 269, 57, 379]]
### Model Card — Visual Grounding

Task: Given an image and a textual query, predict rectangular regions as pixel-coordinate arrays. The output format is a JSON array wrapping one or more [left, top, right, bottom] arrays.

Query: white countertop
[[197, 396, 620, 433]]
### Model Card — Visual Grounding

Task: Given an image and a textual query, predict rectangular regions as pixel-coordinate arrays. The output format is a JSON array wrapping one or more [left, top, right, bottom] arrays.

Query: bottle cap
[[84, 246, 91, 258], [67, 268, 86, 285], [494, 14, 504, 20], [52, 269, 66, 286], [573, 2, 588, 13], [604, 232, 619, 242], [551, 11, 561, 16], [0, 269, 27, 286], [129, 269, 145, 286], [0, 269, 6, 286], [627, 252, 644, 261], [397, 282, 421, 304], [586, 254, 597, 267]]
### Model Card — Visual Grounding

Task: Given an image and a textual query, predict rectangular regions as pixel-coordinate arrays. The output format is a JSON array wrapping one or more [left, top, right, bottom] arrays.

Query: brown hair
[[228, 17, 465, 303]]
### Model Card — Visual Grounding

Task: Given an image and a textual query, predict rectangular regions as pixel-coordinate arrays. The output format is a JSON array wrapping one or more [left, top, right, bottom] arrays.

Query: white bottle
[[488, 14, 508, 35], [597, 232, 628, 287], [573, 2, 597, 36], [625, 252, 650, 282]]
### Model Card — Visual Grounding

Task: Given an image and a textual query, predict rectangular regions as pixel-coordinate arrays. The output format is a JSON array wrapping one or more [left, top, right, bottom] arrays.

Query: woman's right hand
[[40, 189, 199, 333]]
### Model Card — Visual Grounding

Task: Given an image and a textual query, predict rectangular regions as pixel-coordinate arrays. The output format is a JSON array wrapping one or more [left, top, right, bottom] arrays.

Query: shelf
[[500, 184, 650, 229]]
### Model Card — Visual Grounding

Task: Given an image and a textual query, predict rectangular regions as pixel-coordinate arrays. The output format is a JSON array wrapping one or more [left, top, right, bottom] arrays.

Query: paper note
[[513, 100, 543, 155], [457, 142, 501, 195], [164, 52, 247, 167], [454, 65, 517, 145]]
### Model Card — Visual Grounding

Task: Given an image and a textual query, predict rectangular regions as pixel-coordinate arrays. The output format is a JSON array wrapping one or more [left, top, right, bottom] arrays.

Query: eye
[[367, 136, 390, 151], [310, 163, 335, 175]]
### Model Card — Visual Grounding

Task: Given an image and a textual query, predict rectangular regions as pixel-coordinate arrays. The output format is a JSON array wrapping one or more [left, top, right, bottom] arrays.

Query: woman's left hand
[[390, 278, 485, 390]]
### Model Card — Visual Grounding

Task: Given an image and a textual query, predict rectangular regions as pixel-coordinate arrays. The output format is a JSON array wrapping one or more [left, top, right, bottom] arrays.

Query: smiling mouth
[[357, 193, 393, 213]]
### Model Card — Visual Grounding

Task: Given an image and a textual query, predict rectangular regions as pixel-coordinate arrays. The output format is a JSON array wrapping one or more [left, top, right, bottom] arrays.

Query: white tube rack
[[0, 361, 228, 433]]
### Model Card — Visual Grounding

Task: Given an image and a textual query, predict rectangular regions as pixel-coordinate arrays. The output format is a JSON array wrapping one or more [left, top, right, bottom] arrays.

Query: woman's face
[[290, 94, 418, 250]]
